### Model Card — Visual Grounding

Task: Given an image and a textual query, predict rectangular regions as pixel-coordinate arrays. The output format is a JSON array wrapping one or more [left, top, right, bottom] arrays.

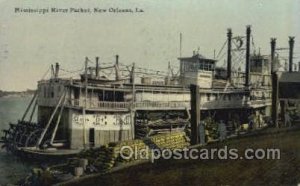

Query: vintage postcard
[[0, 0, 299, 185]]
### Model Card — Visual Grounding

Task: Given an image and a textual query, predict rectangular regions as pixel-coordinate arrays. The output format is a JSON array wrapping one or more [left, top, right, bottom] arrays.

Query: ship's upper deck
[[36, 53, 272, 111]]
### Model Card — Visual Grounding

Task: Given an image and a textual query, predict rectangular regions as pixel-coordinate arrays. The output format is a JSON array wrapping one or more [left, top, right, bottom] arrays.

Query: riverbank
[[0, 90, 35, 98], [65, 126, 300, 186]]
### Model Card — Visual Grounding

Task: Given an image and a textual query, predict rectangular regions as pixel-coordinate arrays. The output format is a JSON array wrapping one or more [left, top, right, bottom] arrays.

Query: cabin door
[[89, 128, 95, 147]]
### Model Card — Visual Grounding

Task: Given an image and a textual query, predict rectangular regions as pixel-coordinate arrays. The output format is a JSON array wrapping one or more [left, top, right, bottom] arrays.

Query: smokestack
[[227, 28, 232, 81], [289, 36, 295, 72], [51, 64, 54, 78], [55, 63, 59, 79], [245, 25, 251, 88], [116, 55, 119, 65], [115, 55, 120, 81], [270, 38, 276, 74], [95, 57, 99, 77]]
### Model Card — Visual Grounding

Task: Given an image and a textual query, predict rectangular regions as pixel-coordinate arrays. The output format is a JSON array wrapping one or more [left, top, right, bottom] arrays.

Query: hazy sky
[[0, 0, 299, 91]]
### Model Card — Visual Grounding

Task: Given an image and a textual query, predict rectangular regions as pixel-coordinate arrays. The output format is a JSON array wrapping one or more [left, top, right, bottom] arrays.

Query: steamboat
[[1, 26, 274, 157]]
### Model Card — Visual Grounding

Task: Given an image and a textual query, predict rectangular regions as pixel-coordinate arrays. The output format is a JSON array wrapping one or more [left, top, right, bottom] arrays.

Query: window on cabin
[[74, 88, 80, 99], [115, 92, 124, 102], [102, 91, 125, 102], [98, 91, 103, 101], [44, 86, 47, 98], [50, 86, 54, 98], [198, 61, 214, 71], [228, 95, 231, 100], [215, 94, 219, 100], [104, 91, 113, 101], [207, 94, 211, 101]]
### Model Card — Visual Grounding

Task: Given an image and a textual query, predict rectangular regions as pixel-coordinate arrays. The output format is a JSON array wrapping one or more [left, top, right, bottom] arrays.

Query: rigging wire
[[216, 40, 228, 60], [40, 66, 51, 80]]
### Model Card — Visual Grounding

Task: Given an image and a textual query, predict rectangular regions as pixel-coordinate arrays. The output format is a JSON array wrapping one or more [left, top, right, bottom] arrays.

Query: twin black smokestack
[[227, 26, 250, 87], [270, 36, 295, 73]]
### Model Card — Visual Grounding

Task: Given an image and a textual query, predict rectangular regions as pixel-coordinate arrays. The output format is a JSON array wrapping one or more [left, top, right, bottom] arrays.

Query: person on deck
[[284, 112, 292, 127], [198, 121, 206, 145], [248, 112, 255, 130], [218, 120, 227, 141]]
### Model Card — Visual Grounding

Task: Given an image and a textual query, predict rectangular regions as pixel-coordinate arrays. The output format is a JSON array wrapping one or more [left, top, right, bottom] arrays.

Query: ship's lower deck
[[1, 103, 271, 157]]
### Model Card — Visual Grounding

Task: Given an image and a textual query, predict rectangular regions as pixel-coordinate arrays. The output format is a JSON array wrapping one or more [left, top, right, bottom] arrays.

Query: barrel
[[74, 167, 84, 177], [79, 158, 88, 170]]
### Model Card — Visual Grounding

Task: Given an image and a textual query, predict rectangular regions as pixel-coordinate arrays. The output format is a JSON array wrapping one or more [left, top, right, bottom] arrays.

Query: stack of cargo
[[77, 132, 190, 173], [78, 145, 116, 173], [145, 132, 190, 150], [203, 117, 219, 141]]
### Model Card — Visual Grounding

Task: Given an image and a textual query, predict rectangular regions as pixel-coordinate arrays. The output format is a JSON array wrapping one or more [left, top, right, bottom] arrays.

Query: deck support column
[[190, 84, 200, 145], [289, 37, 295, 72], [271, 73, 279, 128]]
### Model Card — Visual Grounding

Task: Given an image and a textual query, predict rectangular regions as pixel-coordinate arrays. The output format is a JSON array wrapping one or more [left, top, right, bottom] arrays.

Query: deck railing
[[68, 99, 189, 110], [67, 98, 271, 110], [134, 101, 190, 109], [68, 99, 131, 110]]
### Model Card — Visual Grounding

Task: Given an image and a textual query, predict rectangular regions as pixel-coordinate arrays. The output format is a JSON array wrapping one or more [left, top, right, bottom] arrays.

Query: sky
[[0, 0, 299, 91]]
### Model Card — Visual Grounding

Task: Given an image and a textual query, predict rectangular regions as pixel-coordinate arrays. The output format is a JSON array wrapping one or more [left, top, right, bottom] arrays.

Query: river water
[[0, 96, 35, 185]]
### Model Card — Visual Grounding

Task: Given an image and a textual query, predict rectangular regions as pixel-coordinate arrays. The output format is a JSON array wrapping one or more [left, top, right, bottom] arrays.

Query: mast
[[131, 62, 135, 104], [180, 33, 182, 57], [167, 61, 171, 85], [83, 57, 88, 148], [84, 57, 88, 108]]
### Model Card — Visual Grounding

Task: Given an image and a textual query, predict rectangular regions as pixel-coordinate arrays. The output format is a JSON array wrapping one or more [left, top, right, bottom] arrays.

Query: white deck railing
[[67, 98, 271, 110], [68, 99, 189, 110], [134, 101, 190, 109]]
